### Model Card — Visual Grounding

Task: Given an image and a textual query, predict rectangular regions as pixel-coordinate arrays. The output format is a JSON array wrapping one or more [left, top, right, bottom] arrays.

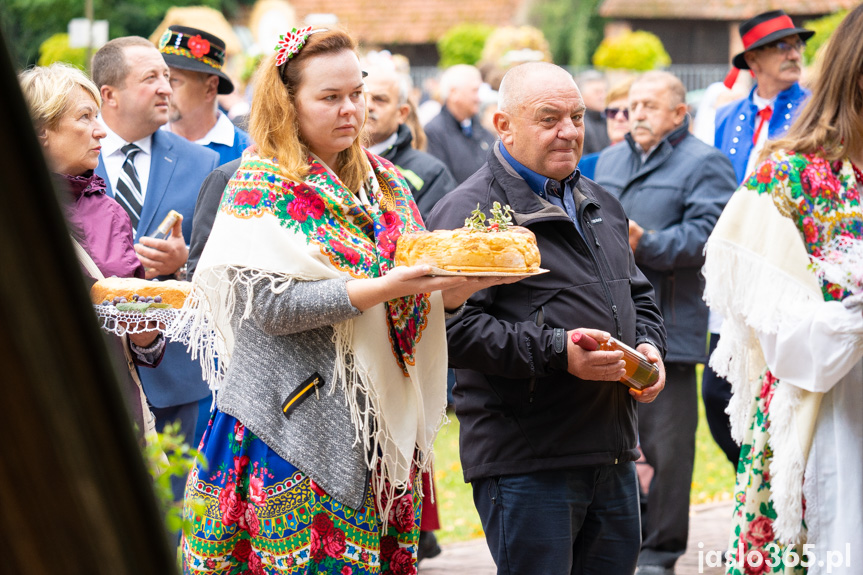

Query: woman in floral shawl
[[177, 28, 514, 575], [703, 6, 863, 574]]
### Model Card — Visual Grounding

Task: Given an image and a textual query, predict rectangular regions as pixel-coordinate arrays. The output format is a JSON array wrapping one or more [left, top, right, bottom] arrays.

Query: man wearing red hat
[[158, 26, 254, 295], [714, 10, 813, 185]]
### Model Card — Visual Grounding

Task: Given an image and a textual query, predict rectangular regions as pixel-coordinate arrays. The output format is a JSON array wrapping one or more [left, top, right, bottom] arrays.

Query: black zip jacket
[[425, 146, 666, 482]]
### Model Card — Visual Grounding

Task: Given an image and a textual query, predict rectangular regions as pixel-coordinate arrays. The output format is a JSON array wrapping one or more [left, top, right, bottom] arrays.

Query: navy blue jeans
[[472, 463, 641, 575]]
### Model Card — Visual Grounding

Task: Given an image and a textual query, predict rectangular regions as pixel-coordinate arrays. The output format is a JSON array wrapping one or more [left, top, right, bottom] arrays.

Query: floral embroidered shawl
[[176, 148, 447, 509], [703, 150, 863, 543]]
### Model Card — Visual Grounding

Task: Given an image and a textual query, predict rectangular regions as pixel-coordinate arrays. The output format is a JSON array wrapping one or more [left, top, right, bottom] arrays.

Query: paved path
[[419, 500, 733, 575]]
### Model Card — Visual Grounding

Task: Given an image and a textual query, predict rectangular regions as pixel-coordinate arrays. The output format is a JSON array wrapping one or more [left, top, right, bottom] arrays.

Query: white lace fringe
[[332, 316, 443, 520], [169, 265, 439, 521], [703, 238, 820, 544]]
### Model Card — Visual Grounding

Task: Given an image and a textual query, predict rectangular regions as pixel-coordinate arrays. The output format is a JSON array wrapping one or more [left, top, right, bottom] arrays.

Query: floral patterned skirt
[[726, 371, 807, 575], [181, 410, 421, 575]]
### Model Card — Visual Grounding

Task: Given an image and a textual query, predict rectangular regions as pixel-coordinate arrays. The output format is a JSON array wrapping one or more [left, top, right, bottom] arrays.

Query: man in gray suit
[[594, 71, 736, 575], [92, 36, 219, 461]]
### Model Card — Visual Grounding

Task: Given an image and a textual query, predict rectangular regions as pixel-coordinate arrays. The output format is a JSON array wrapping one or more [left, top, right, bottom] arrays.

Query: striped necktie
[[115, 143, 144, 233]]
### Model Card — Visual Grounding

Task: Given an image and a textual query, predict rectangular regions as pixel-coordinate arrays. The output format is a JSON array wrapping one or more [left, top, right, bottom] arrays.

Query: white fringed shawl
[[703, 155, 834, 543], [172, 150, 448, 514]]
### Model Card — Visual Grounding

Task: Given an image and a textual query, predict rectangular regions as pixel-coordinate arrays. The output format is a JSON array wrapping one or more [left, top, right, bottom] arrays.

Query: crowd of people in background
[[14, 4, 863, 574]]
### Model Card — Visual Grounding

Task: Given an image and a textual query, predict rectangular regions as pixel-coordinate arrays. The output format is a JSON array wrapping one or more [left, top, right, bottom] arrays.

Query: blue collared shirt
[[498, 142, 583, 235]]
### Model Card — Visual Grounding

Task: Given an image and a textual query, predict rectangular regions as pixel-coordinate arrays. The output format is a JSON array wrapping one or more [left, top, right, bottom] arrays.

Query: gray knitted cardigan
[[216, 276, 371, 509]]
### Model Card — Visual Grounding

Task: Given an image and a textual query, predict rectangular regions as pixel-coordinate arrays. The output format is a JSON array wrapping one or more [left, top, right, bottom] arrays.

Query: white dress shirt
[[368, 131, 398, 156], [100, 120, 153, 201], [744, 91, 776, 181], [163, 110, 235, 147]]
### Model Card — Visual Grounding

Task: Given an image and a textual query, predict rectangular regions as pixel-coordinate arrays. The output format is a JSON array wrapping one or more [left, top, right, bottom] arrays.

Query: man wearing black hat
[[715, 10, 814, 185], [91, 36, 220, 487], [158, 25, 252, 166], [707, 11, 814, 482]]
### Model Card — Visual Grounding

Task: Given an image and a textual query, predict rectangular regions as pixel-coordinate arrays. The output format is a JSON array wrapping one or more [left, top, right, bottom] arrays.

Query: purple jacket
[[57, 172, 162, 442], [59, 171, 145, 281]]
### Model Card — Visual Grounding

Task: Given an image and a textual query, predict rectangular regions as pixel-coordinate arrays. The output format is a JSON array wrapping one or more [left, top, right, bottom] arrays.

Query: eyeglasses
[[603, 107, 629, 120], [761, 39, 806, 54]]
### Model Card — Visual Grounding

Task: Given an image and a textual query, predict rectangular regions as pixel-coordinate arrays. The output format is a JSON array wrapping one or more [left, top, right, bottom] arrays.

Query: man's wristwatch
[[174, 263, 188, 281]]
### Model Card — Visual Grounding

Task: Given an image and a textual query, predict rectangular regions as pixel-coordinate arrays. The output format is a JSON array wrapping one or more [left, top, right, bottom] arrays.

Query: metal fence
[[656, 64, 730, 92], [409, 63, 730, 95]]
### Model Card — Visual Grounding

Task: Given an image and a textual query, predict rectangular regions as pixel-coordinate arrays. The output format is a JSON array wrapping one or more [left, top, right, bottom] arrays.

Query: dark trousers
[[472, 464, 641, 575], [446, 368, 456, 407], [152, 396, 211, 501], [637, 362, 697, 569], [701, 333, 740, 467]]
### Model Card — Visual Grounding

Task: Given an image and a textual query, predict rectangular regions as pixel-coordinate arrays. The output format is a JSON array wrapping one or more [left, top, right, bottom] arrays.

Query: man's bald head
[[494, 62, 585, 180], [498, 62, 578, 115], [440, 64, 482, 122]]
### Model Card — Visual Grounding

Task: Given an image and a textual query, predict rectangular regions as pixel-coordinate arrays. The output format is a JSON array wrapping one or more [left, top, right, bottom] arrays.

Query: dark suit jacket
[[187, 158, 241, 278], [96, 129, 220, 408], [379, 125, 457, 221], [425, 106, 496, 184]]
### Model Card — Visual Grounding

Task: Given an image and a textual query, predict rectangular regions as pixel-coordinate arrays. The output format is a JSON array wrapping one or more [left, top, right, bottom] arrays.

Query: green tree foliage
[[803, 10, 847, 64], [437, 23, 495, 68], [38, 33, 87, 69], [592, 30, 671, 71], [532, 0, 606, 67], [143, 422, 206, 535], [0, 0, 250, 70]]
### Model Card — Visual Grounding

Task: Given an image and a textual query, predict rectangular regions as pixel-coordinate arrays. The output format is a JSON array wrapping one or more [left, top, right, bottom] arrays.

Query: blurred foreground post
[[0, 27, 177, 575]]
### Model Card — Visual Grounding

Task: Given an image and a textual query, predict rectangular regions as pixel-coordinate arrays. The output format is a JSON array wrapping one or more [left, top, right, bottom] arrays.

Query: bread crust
[[395, 227, 541, 273], [90, 277, 191, 308]]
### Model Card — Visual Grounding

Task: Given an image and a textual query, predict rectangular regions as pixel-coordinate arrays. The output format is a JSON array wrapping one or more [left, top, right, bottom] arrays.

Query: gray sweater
[[216, 276, 371, 509]]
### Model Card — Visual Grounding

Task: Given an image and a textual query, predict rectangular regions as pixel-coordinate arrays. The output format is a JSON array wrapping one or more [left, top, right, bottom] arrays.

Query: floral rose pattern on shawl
[[726, 372, 806, 575], [742, 151, 863, 301], [725, 151, 863, 574], [218, 151, 431, 373]]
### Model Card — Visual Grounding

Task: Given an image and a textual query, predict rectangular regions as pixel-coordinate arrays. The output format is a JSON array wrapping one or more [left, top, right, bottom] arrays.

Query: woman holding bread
[[179, 28, 513, 574], [19, 63, 164, 441]]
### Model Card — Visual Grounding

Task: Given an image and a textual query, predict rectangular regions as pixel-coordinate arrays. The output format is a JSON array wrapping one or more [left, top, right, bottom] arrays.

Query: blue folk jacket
[[714, 83, 810, 184], [206, 123, 253, 166]]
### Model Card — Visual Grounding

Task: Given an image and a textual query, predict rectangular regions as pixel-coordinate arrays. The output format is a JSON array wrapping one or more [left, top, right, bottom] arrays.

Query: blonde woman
[[19, 64, 164, 442]]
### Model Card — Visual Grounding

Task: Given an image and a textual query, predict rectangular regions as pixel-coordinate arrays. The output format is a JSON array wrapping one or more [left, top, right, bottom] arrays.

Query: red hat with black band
[[723, 10, 814, 89]]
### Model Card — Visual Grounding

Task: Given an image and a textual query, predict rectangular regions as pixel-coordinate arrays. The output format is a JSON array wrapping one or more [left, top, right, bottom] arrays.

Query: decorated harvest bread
[[395, 203, 541, 273], [90, 277, 192, 309]]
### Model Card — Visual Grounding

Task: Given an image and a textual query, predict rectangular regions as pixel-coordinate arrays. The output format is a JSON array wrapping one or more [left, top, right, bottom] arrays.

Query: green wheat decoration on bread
[[464, 202, 514, 232]]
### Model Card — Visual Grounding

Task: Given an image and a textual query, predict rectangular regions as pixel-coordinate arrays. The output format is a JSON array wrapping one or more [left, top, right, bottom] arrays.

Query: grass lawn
[[430, 365, 737, 545]]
